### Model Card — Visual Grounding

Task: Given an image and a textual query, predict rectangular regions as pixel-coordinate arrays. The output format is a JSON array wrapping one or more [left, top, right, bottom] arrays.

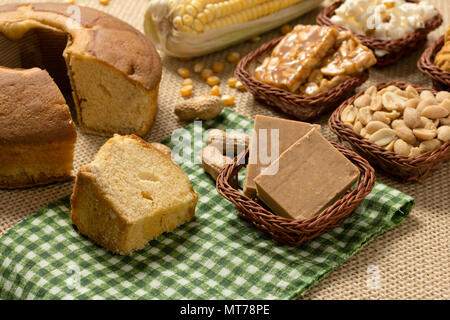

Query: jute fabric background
[[0, 0, 448, 299]]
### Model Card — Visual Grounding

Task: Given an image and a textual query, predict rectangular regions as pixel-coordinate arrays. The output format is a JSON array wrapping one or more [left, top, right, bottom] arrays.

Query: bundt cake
[[0, 66, 77, 189], [0, 3, 162, 137], [70, 134, 198, 255]]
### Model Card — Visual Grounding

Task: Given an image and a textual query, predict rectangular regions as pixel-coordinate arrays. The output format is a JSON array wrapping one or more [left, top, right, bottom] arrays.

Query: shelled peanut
[[341, 85, 450, 157]]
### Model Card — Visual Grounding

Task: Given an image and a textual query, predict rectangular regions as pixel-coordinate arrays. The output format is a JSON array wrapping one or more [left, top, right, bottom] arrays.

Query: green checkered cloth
[[0, 108, 414, 300]]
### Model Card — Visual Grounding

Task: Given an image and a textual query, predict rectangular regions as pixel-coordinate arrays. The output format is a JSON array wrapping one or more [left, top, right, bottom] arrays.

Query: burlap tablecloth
[[0, 0, 448, 300]]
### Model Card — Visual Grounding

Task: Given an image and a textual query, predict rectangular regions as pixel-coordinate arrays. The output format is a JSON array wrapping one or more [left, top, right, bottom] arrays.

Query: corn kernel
[[226, 52, 240, 63], [99, 0, 109, 5], [201, 68, 214, 80], [181, 26, 192, 33], [235, 81, 246, 91], [193, 62, 205, 73], [221, 95, 235, 106], [178, 57, 191, 62], [183, 78, 193, 86], [67, 0, 76, 3], [180, 85, 193, 97], [207, 76, 220, 86], [193, 19, 204, 32], [173, 16, 183, 30], [212, 62, 224, 73], [210, 85, 220, 96], [177, 67, 190, 78], [228, 77, 238, 88], [182, 14, 194, 26], [185, 4, 197, 16], [281, 24, 293, 35]]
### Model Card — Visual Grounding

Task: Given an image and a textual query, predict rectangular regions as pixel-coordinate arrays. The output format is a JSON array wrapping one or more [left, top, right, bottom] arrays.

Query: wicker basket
[[329, 81, 450, 183], [234, 36, 369, 121], [316, 0, 443, 68], [418, 36, 450, 91], [216, 145, 376, 247]]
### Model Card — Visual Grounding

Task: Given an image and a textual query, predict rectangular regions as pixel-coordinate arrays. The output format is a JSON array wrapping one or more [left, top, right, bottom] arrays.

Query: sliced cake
[[0, 3, 162, 137], [70, 134, 198, 255]]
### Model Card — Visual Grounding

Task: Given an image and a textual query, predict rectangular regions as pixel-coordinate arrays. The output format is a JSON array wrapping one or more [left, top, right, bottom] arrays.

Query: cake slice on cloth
[[70, 134, 198, 255]]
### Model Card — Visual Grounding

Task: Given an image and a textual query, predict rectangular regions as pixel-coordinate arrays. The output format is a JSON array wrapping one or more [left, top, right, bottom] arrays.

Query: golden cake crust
[[0, 66, 76, 145], [0, 3, 162, 91]]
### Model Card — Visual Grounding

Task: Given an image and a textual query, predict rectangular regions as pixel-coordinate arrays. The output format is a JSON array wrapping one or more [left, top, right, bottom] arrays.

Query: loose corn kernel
[[67, 0, 76, 3], [193, 62, 205, 73], [180, 85, 193, 97], [226, 52, 240, 63], [207, 76, 220, 86], [177, 67, 191, 78], [201, 68, 214, 80], [281, 24, 293, 35], [183, 78, 193, 86], [212, 62, 224, 73], [228, 77, 238, 88], [221, 95, 235, 106], [210, 85, 220, 96], [235, 81, 246, 91], [99, 0, 109, 5]]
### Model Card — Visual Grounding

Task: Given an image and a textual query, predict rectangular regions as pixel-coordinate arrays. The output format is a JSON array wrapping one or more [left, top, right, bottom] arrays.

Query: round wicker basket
[[316, 0, 443, 68], [216, 145, 376, 247], [329, 81, 450, 183], [234, 36, 369, 121], [418, 36, 450, 91]]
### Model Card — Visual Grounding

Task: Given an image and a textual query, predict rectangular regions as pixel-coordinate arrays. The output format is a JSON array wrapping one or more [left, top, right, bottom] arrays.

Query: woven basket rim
[[216, 143, 376, 245], [418, 36, 450, 86], [316, 0, 443, 49], [234, 36, 369, 115], [328, 81, 450, 169]]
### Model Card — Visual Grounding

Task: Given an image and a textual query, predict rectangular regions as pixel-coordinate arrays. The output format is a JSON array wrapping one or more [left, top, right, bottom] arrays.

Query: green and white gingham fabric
[[0, 108, 414, 300]]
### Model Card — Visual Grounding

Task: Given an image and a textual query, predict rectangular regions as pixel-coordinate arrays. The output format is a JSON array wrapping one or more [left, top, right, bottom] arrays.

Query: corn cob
[[145, 0, 322, 57]]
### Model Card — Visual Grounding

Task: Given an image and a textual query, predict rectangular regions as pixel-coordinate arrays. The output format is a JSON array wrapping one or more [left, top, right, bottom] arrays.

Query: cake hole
[[141, 191, 153, 201], [0, 27, 81, 123], [0, 28, 73, 103], [138, 171, 159, 182], [127, 63, 136, 75], [98, 83, 112, 98]]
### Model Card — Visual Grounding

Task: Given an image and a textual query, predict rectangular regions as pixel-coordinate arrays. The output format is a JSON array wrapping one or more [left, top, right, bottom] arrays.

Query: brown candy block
[[254, 129, 360, 220], [243, 115, 318, 198]]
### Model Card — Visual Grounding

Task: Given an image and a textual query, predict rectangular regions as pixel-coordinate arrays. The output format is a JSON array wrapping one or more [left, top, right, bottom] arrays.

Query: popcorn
[[331, 0, 438, 49]]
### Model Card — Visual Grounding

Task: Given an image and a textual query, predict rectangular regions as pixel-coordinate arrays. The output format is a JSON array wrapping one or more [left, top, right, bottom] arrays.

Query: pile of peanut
[[341, 85, 450, 157]]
